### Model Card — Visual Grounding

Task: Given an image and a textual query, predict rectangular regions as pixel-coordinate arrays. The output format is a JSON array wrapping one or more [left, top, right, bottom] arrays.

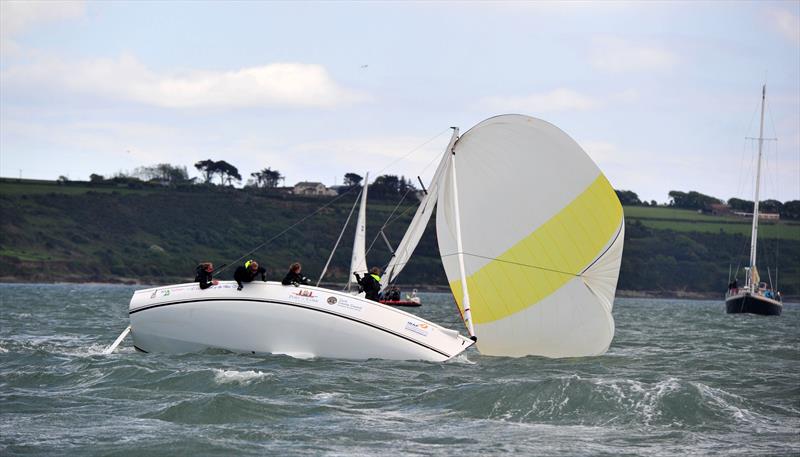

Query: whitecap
[[446, 353, 476, 365], [312, 392, 343, 401], [213, 369, 271, 384], [0, 346, 8, 353], [693, 382, 765, 424]]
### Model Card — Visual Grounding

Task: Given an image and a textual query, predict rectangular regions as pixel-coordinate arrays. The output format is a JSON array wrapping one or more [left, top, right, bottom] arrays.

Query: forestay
[[436, 114, 624, 358], [380, 134, 457, 291]]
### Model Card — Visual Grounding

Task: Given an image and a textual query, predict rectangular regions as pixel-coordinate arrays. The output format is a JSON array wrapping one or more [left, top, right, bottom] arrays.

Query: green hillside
[[1, 180, 798, 296]]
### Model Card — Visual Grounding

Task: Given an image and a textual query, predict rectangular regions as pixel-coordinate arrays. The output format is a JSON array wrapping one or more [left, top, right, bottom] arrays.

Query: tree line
[[615, 189, 799, 220], [82, 161, 418, 199]]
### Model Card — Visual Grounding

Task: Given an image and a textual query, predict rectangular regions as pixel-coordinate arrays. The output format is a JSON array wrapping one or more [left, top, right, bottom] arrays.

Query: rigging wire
[[219, 128, 451, 277], [735, 96, 762, 199], [365, 140, 449, 259], [216, 185, 360, 275], [316, 186, 364, 287], [440, 251, 580, 278]]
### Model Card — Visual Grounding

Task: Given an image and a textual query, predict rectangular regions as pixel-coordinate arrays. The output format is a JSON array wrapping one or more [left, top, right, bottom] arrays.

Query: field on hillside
[[624, 205, 799, 241], [1, 180, 798, 295]]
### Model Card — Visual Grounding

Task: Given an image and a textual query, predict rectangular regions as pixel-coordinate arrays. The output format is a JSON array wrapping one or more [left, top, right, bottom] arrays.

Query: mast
[[748, 85, 766, 290], [448, 128, 476, 339]]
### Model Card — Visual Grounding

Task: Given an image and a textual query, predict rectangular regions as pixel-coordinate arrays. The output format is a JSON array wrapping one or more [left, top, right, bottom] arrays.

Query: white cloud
[[1, 55, 370, 109], [590, 37, 678, 73], [0, 0, 85, 55], [766, 7, 800, 46], [0, 0, 85, 36], [480, 88, 599, 113]]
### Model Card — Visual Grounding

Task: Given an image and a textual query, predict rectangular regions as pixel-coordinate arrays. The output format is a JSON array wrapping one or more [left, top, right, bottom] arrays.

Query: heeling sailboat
[[725, 85, 782, 316], [118, 114, 623, 360]]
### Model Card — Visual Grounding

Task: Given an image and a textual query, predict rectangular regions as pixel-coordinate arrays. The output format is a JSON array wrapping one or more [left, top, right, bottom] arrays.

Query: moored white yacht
[[725, 85, 783, 316]]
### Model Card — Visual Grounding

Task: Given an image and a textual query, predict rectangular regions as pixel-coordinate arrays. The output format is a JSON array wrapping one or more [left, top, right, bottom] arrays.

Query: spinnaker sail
[[436, 114, 624, 358]]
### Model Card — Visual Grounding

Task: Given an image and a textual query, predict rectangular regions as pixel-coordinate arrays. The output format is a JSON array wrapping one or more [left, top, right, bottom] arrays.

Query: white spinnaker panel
[[582, 222, 625, 314], [347, 173, 369, 289], [380, 149, 451, 291], [436, 114, 624, 358]]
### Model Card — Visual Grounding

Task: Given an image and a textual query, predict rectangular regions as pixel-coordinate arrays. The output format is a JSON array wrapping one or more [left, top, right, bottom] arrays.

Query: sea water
[[0, 284, 797, 456]]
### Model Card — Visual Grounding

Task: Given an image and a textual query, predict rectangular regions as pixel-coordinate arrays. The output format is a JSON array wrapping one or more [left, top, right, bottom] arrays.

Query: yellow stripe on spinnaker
[[450, 173, 623, 324]]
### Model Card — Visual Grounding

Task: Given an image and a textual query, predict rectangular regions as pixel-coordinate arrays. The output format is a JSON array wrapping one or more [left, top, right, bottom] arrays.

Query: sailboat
[[725, 85, 783, 316], [115, 114, 624, 360]]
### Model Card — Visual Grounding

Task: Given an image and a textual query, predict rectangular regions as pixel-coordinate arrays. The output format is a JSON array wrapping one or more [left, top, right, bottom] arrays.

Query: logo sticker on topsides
[[404, 321, 430, 337]]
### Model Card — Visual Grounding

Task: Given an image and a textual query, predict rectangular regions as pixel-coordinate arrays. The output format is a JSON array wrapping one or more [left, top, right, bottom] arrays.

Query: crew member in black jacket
[[355, 267, 382, 301], [195, 262, 219, 290], [282, 262, 311, 286], [233, 260, 267, 291]]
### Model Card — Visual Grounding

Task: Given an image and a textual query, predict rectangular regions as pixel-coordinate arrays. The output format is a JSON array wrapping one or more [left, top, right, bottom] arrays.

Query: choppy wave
[[213, 369, 272, 384], [1, 285, 798, 456]]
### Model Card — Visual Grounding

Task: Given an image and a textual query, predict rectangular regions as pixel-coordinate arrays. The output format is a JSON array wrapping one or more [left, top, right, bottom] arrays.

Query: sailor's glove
[[237, 285, 243, 291], [292, 281, 300, 287]]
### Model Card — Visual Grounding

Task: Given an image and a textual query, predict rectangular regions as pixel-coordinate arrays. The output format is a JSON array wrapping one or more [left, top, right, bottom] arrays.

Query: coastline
[[1, 277, 795, 302]]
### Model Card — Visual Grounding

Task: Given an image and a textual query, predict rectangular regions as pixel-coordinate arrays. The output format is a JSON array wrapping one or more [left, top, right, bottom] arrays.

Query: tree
[[668, 190, 721, 210], [262, 168, 283, 188], [615, 189, 641, 206], [215, 160, 241, 186], [343, 173, 363, 187], [727, 198, 752, 212], [194, 160, 217, 183], [369, 174, 416, 199], [250, 167, 283, 189], [760, 199, 783, 214], [89, 173, 104, 183], [133, 163, 190, 185], [781, 200, 800, 220]]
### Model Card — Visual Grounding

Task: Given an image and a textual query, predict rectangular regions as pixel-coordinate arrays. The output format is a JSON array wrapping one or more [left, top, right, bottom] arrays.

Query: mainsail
[[347, 172, 369, 290], [436, 115, 624, 358]]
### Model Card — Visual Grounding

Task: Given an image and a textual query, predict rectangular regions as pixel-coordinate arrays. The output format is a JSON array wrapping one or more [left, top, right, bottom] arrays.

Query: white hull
[[129, 281, 474, 361]]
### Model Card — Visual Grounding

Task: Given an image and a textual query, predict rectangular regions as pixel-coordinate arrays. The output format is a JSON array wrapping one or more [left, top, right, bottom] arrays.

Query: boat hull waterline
[[379, 300, 422, 307], [129, 281, 474, 361], [725, 292, 782, 316]]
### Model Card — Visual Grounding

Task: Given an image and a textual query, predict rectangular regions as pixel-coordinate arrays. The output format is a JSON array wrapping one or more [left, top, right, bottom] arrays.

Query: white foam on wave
[[596, 377, 680, 425], [312, 392, 343, 401], [693, 382, 763, 424], [0, 346, 8, 353], [213, 369, 272, 385], [446, 353, 476, 365]]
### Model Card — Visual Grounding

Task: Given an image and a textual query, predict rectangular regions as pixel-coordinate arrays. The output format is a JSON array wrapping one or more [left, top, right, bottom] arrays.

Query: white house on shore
[[292, 181, 337, 196]]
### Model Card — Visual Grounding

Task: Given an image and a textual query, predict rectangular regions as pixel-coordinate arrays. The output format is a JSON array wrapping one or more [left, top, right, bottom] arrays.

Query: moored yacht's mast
[[747, 85, 766, 290]]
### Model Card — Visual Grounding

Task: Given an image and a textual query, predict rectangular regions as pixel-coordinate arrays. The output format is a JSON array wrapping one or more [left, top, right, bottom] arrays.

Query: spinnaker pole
[[448, 129, 476, 340]]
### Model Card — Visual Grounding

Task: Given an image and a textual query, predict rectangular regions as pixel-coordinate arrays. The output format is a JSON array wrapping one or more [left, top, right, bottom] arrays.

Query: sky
[[1, 0, 798, 204]]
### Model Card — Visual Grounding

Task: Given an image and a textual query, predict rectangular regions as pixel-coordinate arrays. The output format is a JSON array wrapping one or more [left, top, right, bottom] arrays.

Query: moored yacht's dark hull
[[725, 292, 782, 316]]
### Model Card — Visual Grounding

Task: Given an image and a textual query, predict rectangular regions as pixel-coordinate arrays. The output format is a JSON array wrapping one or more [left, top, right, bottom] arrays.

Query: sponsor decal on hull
[[404, 321, 430, 337], [288, 288, 320, 304], [323, 295, 363, 312]]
